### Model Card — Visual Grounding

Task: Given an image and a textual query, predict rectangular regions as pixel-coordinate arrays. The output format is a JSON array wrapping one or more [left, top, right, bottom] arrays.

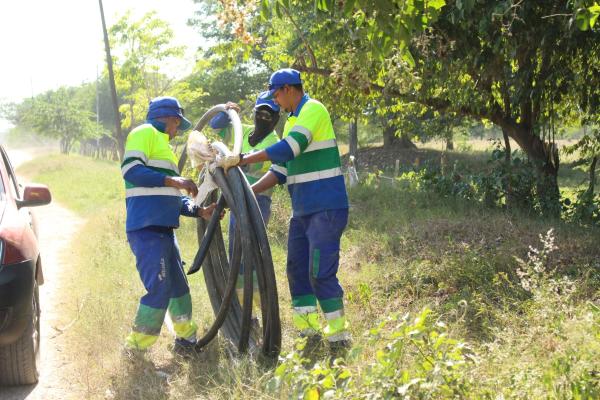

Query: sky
[[0, 0, 204, 132]]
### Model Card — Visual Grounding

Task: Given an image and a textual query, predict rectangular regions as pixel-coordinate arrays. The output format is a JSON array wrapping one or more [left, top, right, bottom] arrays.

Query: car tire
[[0, 281, 40, 385]]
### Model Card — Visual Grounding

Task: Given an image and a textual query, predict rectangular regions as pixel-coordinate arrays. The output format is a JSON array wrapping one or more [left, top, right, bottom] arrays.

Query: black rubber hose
[[187, 194, 226, 275], [180, 106, 281, 357]]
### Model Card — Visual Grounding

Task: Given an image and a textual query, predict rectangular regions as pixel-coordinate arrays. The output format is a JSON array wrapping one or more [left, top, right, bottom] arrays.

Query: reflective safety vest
[[215, 123, 279, 196], [121, 123, 184, 231], [275, 98, 349, 216]]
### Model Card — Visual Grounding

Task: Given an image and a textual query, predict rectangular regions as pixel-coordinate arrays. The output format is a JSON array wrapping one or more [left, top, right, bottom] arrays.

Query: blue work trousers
[[287, 208, 349, 308], [127, 227, 190, 311]]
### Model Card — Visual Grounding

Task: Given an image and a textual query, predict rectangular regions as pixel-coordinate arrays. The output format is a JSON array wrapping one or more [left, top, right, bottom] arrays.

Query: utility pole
[[98, 0, 124, 160], [96, 66, 100, 126]]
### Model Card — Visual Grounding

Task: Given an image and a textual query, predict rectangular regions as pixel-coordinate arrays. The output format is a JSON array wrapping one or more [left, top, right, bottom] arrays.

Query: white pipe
[[211, 141, 231, 157], [226, 108, 243, 155]]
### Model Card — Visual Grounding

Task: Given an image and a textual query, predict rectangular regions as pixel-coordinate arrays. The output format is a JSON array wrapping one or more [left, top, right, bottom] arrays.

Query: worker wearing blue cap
[[218, 69, 351, 357], [120, 96, 217, 357], [210, 92, 281, 312]]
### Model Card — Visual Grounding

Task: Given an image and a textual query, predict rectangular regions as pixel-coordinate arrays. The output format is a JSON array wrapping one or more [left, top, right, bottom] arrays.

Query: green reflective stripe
[[292, 294, 317, 308], [288, 131, 310, 153], [147, 159, 178, 174], [287, 146, 341, 176], [123, 150, 148, 163], [319, 297, 343, 313], [305, 138, 337, 153], [168, 293, 192, 317], [312, 249, 320, 278], [284, 136, 301, 156], [173, 320, 197, 340], [287, 167, 342, 185], [125, 331, 159, 350], [134, 303, 165, 332], [126, 187, 181, 198], [291, 125, 313, 141], [121, 159, 144, 175]]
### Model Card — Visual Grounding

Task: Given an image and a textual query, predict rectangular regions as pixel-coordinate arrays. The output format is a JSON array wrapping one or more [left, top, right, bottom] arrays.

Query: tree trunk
[[99, 0, 124, 161], [588, 156, 598, 195], [497, 121, 560, 217], [349, 118, 358, 156], [502, 128, 513, 209], [383, 124, 417, 149], [446, 138, 454, 150]]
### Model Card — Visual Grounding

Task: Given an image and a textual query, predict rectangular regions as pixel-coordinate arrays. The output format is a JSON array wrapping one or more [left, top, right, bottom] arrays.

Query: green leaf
[[402, 49, 416, 68], [576, 10, 590, 31], [343, 0, 356, 16], [304, 387, 320, 400], [260, 0, 270, 21]]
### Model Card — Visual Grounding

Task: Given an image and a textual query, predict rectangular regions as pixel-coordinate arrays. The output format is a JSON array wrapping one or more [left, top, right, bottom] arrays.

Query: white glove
[[216, 154, 243, 172], [187, 130, 217, 168]]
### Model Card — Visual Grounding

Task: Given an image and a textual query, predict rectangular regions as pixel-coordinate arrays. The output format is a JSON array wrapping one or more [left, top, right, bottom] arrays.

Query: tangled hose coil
[[179, 105, 281, 358]]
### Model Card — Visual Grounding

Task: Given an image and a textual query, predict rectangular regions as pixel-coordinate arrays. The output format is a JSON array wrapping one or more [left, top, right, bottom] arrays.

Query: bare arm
[[251, 170, 279, 194], [239, 149, 270, 166]]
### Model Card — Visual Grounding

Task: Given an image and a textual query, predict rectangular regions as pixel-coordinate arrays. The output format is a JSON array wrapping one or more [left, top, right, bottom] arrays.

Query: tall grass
[[18, 152, 600, 399]]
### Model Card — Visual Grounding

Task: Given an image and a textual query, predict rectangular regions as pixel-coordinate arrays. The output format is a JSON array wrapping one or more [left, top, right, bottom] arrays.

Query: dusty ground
[[0, 148, 85, 400]]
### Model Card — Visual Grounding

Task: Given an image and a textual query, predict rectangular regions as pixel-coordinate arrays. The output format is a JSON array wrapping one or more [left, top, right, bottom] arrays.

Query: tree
[[107, 11, 203, 156], [10, 87, 102, 154], [218, 0, 599, 215]]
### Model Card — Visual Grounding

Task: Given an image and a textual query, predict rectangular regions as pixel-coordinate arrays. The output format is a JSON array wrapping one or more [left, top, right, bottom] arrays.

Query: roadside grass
[[18, 151, 600, 399]]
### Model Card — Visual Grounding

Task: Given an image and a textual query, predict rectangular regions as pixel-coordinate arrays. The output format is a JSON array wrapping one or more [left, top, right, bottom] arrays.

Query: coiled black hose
[[178, 106, 281, 358]]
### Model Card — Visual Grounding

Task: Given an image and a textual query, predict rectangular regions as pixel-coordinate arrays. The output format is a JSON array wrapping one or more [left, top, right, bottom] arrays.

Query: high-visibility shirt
[[214, 123, 279, 197], [265, 94, 348, 216], [121, 122, 198, 232]]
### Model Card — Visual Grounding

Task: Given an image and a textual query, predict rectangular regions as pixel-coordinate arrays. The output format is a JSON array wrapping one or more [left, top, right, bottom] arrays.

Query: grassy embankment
[[17, 149, 600, 399]]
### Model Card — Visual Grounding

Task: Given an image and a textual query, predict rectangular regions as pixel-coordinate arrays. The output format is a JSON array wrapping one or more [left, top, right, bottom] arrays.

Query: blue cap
[[209, 92, 280, 129], [268, 68, 302, 95], [146, 96, 192, 131], [254, 91, 280, 112], [209, 112, 230, 130]]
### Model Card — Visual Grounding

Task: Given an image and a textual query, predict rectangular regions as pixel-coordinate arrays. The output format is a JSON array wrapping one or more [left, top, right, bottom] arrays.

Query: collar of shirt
[[290, 93, 311, 117]]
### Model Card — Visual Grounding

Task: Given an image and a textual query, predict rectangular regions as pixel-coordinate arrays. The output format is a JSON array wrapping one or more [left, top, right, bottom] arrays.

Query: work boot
[[172, 338, 203, 359], [299, 333, 324, 362], [329, 339, 352, 363]]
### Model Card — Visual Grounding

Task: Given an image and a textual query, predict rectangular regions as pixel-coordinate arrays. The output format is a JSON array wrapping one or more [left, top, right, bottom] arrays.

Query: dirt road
[[0, 148, 85, 400]]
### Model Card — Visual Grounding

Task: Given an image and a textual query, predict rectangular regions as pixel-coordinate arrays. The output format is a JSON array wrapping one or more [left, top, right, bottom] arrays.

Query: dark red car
[[0, 145, 51, 385]]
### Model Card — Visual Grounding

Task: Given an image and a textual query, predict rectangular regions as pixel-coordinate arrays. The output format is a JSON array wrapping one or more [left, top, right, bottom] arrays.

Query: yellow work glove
[[216, 153, 243, 172]]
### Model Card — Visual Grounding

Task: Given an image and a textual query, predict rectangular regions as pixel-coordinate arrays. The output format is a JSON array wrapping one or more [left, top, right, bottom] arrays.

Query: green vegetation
[[18, 150, 600, 398], [3, 0, 599, 397]]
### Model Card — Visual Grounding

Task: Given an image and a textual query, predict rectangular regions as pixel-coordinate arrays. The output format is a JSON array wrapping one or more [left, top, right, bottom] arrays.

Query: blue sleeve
[[123, 164, 166, 187], [269, 163, 287, 185], [180, 196, 199, 217], [265, 140, 295, 164]]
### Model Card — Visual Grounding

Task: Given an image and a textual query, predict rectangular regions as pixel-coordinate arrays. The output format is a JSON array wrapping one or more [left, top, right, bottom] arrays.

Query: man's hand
[[216, 154, 243, 172], [225, 101, 241, 113], [165, 176, 199, 197], [198, 202, 226, 220]]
